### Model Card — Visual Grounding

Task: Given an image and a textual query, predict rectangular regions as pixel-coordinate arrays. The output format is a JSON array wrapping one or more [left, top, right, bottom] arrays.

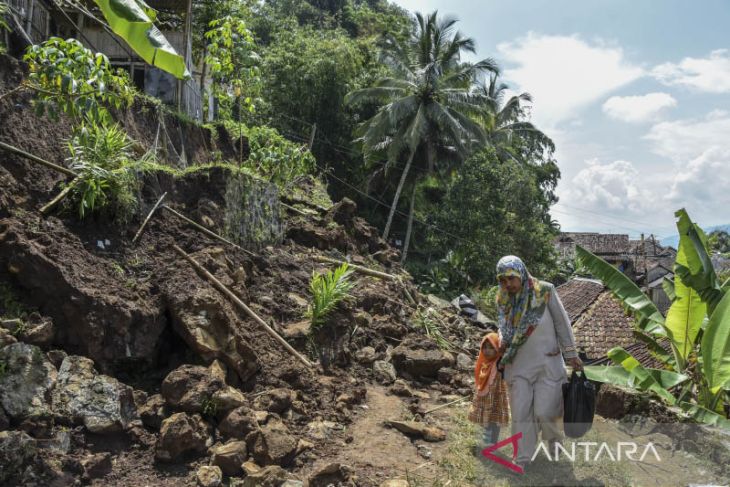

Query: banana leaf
[[92, 0, 189, 79], [701, 290, 730, 394], [662, 276, 676, 301], [678, 401, 730, 429], [583, 365, 688, 390], [665, 224, 707, 364], [674, 209, 723, 314], [606, 347, 678, 404], [576, 245, 666, 335]]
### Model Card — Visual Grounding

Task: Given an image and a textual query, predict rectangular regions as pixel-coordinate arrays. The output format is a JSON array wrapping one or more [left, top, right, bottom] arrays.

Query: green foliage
[[473, 286, 499, 320], [206, 16, 260, 116], [416, 148, 558, 290], [418, 250, 473, 298], [223, 174, 284, 250], [412, 307, 452, 350], [65, 124, 153, 223], [224, 123, 316, 188], [307, 263, 355, 331], [260, 25, 367, 149], [23, 38, 133, 124], [201, 396, 218, 418], [92, 0, 189, 79]]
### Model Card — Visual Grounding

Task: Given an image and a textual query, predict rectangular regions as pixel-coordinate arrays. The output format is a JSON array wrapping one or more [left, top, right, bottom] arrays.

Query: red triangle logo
[[481, 432, 524, 474]]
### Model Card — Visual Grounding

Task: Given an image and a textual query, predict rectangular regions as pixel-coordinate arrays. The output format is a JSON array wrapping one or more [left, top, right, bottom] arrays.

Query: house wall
[[7, 0, 50, 43]]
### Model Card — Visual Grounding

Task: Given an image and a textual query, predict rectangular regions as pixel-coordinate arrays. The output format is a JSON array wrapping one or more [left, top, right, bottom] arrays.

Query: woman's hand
[[568, 357, 583, 371]]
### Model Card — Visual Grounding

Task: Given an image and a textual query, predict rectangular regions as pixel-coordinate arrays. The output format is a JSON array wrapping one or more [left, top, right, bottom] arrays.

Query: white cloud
[[644, 111, 730, 162], [497, 33, 644, 129], [602, 92, 677, 123], [562, 159, 653, 214], [665, 148, 730, 223], [653, 49, 730, 93]]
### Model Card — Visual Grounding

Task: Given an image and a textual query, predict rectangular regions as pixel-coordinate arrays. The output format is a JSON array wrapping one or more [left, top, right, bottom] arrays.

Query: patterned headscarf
[[495, 256, 551, 366]]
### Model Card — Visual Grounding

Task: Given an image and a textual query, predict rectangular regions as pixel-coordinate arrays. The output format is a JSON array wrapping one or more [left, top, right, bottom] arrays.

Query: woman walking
[[495, 255, 582, 470]]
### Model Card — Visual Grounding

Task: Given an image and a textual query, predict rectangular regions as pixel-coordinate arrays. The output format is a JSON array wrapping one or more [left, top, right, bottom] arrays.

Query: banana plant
[[579, 208, 730, 426], [92, 0, 189, 79]]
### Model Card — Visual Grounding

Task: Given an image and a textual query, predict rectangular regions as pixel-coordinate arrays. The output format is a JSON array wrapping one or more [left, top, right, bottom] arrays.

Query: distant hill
[[661, 224, 730, 248]]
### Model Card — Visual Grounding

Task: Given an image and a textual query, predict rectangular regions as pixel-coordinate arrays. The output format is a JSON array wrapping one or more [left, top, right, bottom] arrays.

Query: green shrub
[[23, 37, 133, 124], [65, 124, 154, 223]]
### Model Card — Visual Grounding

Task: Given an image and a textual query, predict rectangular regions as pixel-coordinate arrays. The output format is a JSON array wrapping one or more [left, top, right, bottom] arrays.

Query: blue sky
[[393, 0, 730, 239]]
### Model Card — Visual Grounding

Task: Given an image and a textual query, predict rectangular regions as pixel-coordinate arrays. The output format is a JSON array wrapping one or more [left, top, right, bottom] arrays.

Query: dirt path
[[306, 385, 451, 486]]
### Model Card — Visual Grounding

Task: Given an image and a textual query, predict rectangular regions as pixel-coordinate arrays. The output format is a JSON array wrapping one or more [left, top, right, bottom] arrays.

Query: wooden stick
[[280, 202, 308, 216], [423, 396, 468, 415], [162, 205, 256, 257], [132, 192, 167, 244], [313, 255, 397, 281], [172, 245, 313, 368], [39, 182, 75, 215], [0, 141, 77, 177]]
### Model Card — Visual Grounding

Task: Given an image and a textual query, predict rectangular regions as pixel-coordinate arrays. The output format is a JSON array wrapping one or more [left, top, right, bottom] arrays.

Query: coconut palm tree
[[477, 73, 555, 164], [346, 11, 498, 261]]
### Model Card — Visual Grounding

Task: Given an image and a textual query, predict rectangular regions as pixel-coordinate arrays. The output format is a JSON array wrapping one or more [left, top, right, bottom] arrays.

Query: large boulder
[[51, 356, 137, 433], [211, 440, 247, 476], [0, 343, 56, 420], [163, 284, 260, 383], [391, 339, 454, 378], [219, 406, 259, 440], [246, 418, 298, 466], [156, 412, 212, 462], [161, 364, 224, 414]]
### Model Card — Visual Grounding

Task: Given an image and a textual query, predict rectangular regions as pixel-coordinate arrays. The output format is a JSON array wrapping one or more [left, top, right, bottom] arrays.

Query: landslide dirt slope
[[0, 54, 484, 486]]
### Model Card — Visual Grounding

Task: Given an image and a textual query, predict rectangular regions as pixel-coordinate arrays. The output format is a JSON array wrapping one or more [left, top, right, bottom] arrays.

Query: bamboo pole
[[313, 255, 398, 281], [39, 182, 76, 215], [0, 141, 76, 177], [280, 202, 308, 216], [132, 192, 167, 244], [172, 245, 313, 369], [162, 205, 256, 257], [423, 396, 468, 415]]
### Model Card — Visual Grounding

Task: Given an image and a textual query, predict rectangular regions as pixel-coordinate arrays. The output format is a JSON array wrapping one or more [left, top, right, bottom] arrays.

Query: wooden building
[[5, 0, 204, 120]]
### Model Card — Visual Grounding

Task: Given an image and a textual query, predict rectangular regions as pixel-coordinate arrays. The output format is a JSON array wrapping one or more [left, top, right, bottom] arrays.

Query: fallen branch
[[423, 396, 469, 415], [172, 244, 313, 369], [162, 205, 256, 257], [0, 141, 77, 177], [132, 192, 167, 244], [313, 255, 397, 281]]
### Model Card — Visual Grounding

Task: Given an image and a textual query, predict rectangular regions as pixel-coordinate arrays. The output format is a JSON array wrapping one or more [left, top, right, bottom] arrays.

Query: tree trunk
[[400, 184, 417, 264], [382, 147, 415, 241]]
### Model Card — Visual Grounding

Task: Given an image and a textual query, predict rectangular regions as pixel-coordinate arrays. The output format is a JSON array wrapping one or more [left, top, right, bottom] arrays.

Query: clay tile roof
[[556, 278, 605, 322], [621, 340, 672, 370], [572, 291, 637, 361]]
